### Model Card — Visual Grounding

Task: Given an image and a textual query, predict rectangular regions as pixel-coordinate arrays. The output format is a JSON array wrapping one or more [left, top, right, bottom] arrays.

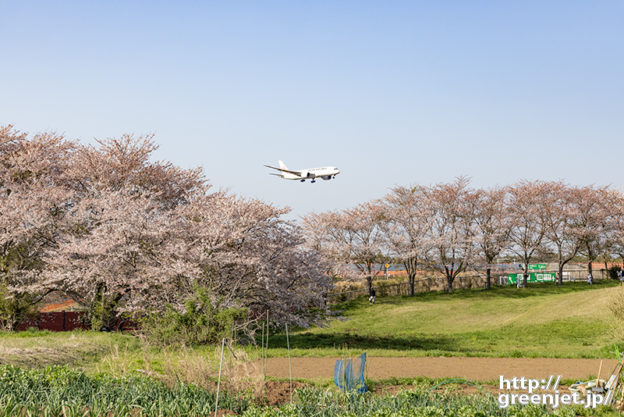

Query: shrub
[[0, 284, 38, 331], [608, 266, 622, 280], [140, 286, 247, 347]]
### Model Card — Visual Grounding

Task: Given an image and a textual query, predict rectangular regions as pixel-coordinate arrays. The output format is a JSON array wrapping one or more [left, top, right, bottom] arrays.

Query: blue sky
[[1, 1, 622, 218]]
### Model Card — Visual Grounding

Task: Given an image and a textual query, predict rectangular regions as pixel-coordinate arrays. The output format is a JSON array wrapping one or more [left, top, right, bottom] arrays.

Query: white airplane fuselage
[[265, 161, 340, 182]]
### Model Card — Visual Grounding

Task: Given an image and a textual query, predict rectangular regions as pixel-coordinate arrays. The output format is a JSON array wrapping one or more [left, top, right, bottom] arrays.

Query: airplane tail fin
[[278, 160, 287, 170]]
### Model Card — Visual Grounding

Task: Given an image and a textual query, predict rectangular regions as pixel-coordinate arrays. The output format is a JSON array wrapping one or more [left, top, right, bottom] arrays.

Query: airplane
[[264, 160, 340, 183]]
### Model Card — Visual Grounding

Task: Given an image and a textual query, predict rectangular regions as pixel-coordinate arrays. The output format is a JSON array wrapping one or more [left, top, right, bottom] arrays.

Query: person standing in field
[[587, 272, 593, 285], [369, 287, 376, 304]]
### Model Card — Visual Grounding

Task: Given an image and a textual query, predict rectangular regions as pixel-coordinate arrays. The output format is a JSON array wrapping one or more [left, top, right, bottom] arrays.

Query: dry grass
[[0, 330, 136, 367], [0, 330, 266, 394], [94, 341, 265, 395]]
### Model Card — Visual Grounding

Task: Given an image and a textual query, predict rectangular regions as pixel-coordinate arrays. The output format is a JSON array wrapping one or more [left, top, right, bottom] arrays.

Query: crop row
[[0, 366, 620, 417]]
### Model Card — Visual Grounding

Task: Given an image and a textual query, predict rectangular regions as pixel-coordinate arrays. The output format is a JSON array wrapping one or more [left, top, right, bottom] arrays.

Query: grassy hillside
[[266, 281, 624, 358]]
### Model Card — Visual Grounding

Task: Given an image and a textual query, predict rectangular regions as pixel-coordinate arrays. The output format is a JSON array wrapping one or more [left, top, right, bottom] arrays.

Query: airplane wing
[[264, 165, 302, 176]]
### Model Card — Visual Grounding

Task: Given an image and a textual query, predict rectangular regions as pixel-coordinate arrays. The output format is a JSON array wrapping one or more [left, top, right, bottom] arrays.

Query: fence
[[498, 269, 611, 285], [16, 311, 89, 331], [15, 312, 135, 332], [328, 274, 487, 303], [329, 269, 615, 303], [562, 269, 610, 281]]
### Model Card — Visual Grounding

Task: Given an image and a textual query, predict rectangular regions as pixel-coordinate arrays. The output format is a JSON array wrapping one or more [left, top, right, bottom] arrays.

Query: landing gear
[[311, 179, 316, 183], [300, 179, 305, 182]]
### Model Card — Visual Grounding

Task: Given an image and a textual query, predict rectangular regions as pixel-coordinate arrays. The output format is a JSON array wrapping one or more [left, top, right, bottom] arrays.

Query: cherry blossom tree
[[507, 181, 549, 287], [609, 191, 624, 267], [67, 134, 205, 208], [427, 177, 476, 293], [31, 133, 209, 328], [575, 185, 612, 277], [39, 188, 172, 328], [468, 187, 510, 289], [0, 126, 75, 328], [39, 186, 330, 329], [1, 125, 330, 332], [173, 193, 331, 328], [303, 201, 386, 294], [381, 185, 433, 296], [540, 182, 585, 285]]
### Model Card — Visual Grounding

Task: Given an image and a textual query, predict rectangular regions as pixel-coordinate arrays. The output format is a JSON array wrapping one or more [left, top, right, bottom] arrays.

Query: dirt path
[[264, 357, 618, 381]]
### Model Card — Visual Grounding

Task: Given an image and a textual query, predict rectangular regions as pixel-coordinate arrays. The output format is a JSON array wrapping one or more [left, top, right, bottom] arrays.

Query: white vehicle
[[264, 160, 340, 183]]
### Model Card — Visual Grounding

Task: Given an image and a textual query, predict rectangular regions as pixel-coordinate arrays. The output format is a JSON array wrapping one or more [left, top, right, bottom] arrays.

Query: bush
[[0, 284, 38, 331], [141, 286, 247, 347], [608, 266, 622, 280]]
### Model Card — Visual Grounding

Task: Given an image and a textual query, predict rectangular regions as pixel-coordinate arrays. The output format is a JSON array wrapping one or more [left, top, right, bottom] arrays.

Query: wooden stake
[[264, 311, 269, 379], [597, 360, 603, 388], [261, 318, 265, 381], [214, 338, 226, 417], [286, 322, 292, 404]]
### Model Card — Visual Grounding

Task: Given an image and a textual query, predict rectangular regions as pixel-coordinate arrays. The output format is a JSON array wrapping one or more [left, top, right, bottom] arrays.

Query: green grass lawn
[[263, 280, 624, 358]]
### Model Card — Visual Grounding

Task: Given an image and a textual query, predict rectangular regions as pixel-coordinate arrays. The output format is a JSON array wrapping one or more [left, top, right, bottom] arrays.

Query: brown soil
[[213, 357, 620, 410], [374, 383, 501, 396], [264, 357, 618, 381], [262, 380, 306, 405], [214, 410, 236, 417]]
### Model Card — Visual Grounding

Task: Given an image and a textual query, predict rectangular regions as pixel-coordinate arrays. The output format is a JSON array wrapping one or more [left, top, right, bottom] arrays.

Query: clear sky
[[2, 1, 623, 219]]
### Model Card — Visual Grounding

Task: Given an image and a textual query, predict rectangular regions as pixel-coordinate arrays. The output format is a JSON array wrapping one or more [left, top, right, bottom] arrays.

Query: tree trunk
[[485, 268, 491, 290], [557, 264, 564, 285], [366, 264, 374, 295], [404, 257, 418, 297], [523, 266, 529, 287], [587, 261, 593, 276], [445, 272, 454, 293]]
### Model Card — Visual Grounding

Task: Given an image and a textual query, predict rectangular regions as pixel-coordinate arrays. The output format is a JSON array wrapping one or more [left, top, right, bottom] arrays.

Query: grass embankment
[[265, 281, 624, 358]]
